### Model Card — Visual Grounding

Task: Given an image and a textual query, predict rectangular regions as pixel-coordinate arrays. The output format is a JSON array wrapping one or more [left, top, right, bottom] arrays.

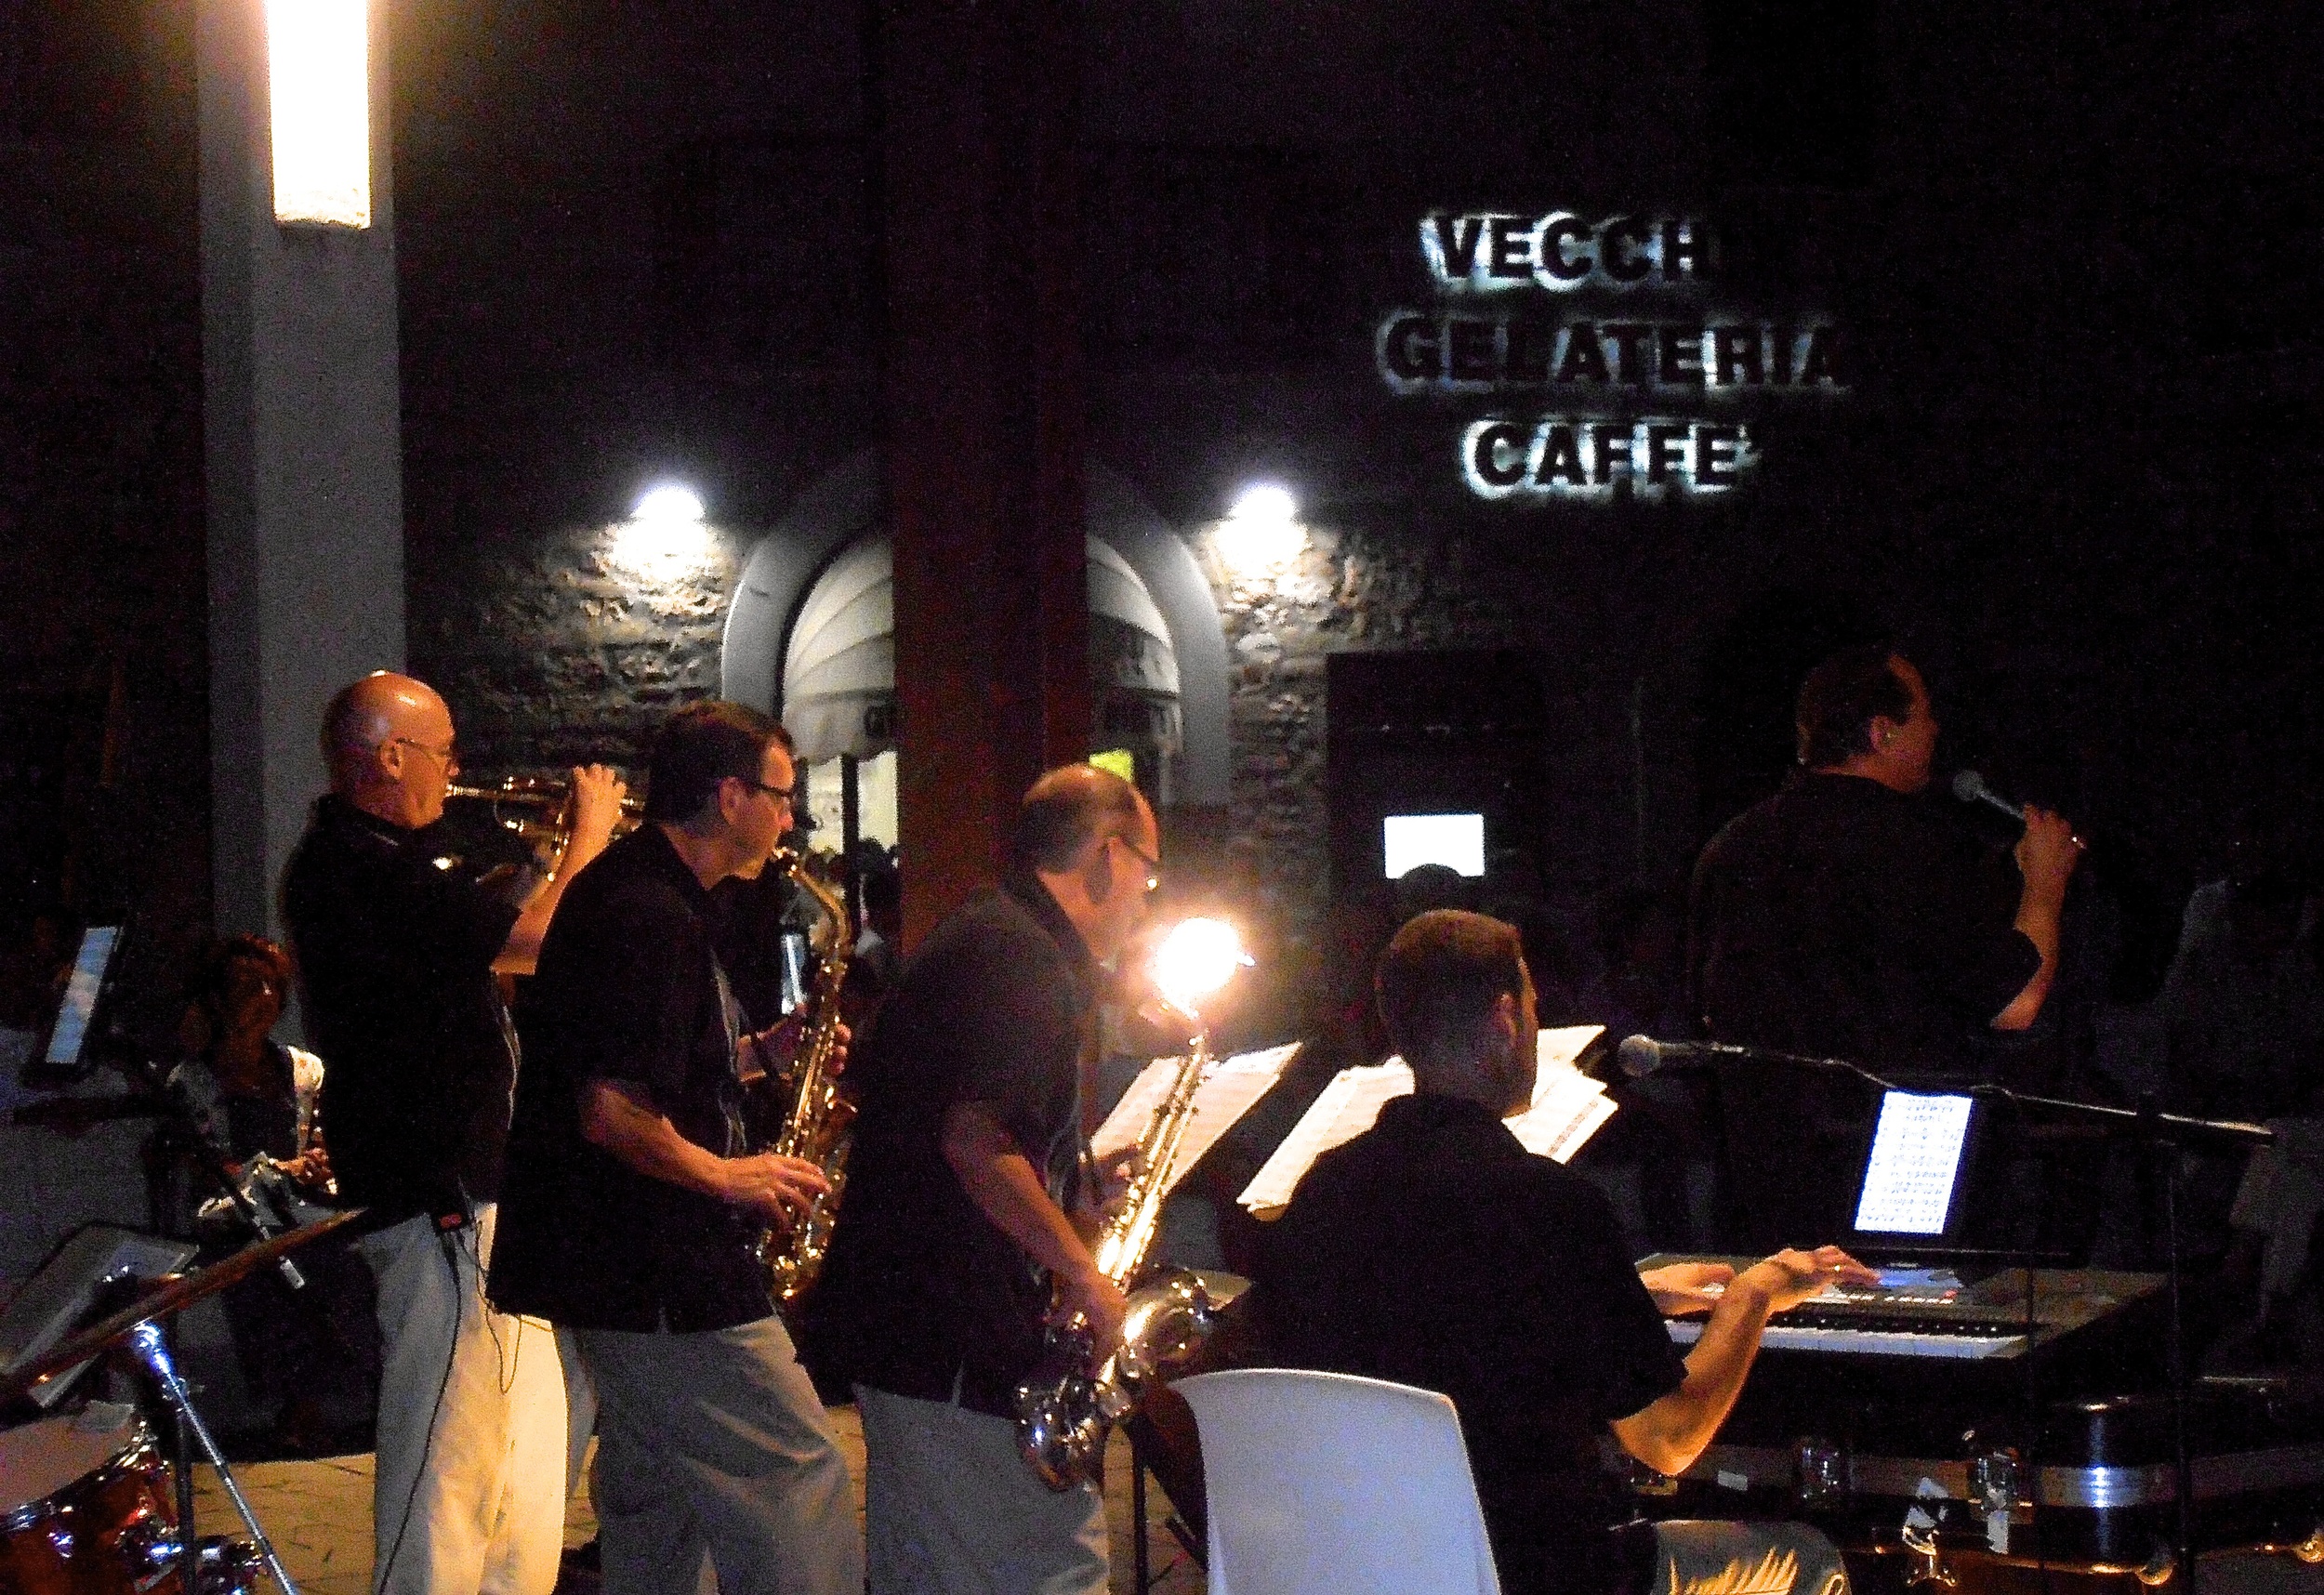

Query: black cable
[[375, 1228, 463, 1595]]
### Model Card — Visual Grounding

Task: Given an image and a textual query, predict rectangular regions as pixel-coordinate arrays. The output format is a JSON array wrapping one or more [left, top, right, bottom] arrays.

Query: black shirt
[[1252, 1093, 1686, 1595], [803, 873, 1094, 1415], [490, 824, 768, 1332], [1686, 771, 2040, 1078], [282, 796, 522, 1224]]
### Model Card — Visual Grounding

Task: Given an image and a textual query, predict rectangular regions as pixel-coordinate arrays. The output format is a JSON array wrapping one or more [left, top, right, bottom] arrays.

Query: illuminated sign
[[1380, 211, 1843, 502]]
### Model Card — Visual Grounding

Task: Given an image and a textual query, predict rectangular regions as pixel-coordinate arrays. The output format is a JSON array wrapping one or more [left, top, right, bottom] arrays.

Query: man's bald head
[[1012, 764, 1159, 964], [1010, 763, 1147, 874], [322, 671, 459, 825]]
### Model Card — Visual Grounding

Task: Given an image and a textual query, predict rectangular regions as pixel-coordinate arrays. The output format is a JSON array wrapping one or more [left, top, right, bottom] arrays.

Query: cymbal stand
[[124, 1320, 300, 1595]]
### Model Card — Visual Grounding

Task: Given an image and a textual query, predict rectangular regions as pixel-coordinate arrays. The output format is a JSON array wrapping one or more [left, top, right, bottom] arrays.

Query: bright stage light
[[1215, 482, 1306, 579], [1153, 917, 1250, 1014], [268, 0, 373, 229]]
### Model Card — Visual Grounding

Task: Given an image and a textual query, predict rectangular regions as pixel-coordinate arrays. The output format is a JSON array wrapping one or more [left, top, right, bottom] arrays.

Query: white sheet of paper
[[1236, 1024, 1616, 1215], [1090, 1042, 1301, 1197]]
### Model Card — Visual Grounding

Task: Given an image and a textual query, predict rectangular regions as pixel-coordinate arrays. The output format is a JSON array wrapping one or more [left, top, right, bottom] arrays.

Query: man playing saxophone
[[490, 702, 862, 1595], [807, 764, 1158, 1595]]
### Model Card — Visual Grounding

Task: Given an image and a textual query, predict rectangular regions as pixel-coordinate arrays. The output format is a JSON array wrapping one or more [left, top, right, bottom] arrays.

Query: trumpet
[[444, 776, 644, 855]]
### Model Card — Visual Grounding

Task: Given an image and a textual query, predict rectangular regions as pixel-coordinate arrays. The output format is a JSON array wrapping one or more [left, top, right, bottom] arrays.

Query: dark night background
[[3, 0, 2321, 1024]]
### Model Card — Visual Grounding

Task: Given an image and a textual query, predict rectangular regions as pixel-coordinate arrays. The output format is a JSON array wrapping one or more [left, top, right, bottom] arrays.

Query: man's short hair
[[1375, 910, 1525, 1074], [1010, 764, 1143, 873], [1796, 645, 1914, 768], [643, 701, 794, 824]]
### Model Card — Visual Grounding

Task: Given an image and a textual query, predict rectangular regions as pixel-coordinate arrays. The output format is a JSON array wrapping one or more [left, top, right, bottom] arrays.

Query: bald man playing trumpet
[[283, 671, 623, 1595]]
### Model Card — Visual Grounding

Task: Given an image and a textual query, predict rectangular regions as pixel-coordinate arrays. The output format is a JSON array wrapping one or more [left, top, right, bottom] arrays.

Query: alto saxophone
[[1014, 1011, 1221, 1491], [759, 846, 855, 1306]]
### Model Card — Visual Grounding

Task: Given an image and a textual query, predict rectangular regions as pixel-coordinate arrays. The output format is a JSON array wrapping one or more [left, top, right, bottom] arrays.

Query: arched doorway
[[720, 452, 1232, 831], [774, 533, 1188, 848]]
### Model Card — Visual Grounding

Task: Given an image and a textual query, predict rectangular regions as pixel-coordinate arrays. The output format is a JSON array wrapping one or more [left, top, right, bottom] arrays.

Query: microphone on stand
[[1618, 1035, 1759, 1079], [1616, 1034, 1891, 1082]]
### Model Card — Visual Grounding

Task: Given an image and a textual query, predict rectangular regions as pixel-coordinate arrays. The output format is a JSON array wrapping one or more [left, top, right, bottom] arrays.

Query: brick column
[[875, 0, 1089, 944]]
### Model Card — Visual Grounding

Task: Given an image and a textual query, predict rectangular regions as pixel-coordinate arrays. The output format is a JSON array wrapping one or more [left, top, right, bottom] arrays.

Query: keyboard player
[[1250, 910, 1877, 1595]]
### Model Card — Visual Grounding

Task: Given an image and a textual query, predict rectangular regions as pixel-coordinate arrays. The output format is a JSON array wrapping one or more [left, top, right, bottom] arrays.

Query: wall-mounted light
[[1215, 482, 1306, 582], [268, 0, 372, 229], [608, 482, 714, 581]]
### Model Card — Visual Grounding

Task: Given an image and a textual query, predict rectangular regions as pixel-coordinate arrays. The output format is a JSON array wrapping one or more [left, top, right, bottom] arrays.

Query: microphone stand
[[1633, 1035, 2265, 1595]]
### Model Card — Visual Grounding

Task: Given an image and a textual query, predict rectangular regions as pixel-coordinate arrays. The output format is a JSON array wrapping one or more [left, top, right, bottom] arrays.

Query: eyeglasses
[[743, 778, 796, 808], [389, 737, 458, 768], [1115, 836, 1162, 895]]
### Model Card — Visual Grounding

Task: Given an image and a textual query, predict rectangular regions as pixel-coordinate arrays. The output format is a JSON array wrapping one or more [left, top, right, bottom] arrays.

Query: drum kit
[[0, 1212, 359, 1595]]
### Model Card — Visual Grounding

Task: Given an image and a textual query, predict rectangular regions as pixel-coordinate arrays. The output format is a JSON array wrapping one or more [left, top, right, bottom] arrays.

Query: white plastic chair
[[1174, 1366, 1502, 1595]]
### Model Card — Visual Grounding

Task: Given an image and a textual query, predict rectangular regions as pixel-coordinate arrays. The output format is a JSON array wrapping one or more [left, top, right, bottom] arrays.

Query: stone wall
[[411, 520, 753, 780]]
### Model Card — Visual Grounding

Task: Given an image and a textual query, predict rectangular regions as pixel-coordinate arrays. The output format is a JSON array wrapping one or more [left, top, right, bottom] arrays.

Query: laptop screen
[[1851, 1090, 1976, 1239]]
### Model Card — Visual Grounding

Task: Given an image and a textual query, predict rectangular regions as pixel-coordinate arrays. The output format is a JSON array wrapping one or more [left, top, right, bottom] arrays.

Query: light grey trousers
[[853, 1382, 1110, 1595], [360, 1206, 568, 1595], [573, 1316, 863, 1595]]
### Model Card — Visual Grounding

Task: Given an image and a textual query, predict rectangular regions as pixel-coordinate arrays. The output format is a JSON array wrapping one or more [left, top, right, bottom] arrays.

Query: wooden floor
[[191, 1404, 1206, 1595]]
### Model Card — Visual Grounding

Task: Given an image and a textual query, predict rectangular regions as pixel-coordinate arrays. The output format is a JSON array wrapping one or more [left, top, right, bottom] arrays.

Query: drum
[[0, 1406, 176, 1595]]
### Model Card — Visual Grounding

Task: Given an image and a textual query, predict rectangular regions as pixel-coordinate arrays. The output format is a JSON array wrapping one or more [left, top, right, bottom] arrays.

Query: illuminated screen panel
[[1382, 813, 1486, 879], [1852, 1091, 1974, 1236], [44, 927, 121, 1068], [268, 0, 373, 228]]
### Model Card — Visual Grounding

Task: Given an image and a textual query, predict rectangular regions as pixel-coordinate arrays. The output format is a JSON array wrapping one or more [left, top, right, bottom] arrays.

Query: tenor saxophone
[[1014, 1015, 1221, 1491], [759, 846, 855, 1306]]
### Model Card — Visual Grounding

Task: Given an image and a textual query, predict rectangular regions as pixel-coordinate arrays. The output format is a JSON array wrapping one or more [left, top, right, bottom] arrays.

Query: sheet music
[[1238, 1026, 1616, 1215], [1853, 1091, 1974, 1235], [1235, 1062, 1415, 1216], [1090, 1042, 1301, 1198]]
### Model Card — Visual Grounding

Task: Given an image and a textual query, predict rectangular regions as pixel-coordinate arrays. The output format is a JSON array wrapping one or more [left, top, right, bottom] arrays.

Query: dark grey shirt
[[804, 872, 1095, 1415], [492, 825, 766, 1332]]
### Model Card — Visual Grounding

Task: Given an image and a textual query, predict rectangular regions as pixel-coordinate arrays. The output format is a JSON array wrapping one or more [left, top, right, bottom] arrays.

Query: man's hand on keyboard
[[1639, 1260, 1736, 1316], [1736, 1246, 1882, 1315]]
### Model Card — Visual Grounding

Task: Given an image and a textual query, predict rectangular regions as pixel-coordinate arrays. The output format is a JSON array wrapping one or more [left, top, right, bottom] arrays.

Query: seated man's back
[[1257, 1089, 1684, 1595]]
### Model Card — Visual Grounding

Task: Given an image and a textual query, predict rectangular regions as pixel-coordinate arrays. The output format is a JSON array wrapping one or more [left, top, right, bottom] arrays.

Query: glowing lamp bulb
[[1153, 917, 1250, 1013], [631, 484, 706, 525], [1218, 482, 1305, 578], [1228, 483, 1296, 525]]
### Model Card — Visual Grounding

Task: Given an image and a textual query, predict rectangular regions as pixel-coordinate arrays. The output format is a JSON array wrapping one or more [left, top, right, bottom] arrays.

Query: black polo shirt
[[1686, 771, 2040, 1077], [491, 824, 768, 1332], [1252, 1093, 1686, 1595], [802, 873, 1094, 1415], [282, 795, 522, 1225]]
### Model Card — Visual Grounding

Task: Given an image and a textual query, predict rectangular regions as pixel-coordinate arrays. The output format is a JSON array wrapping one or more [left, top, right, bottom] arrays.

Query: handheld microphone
[[1951, 770, 2086, 850], [1950, 769, 2024, 823]]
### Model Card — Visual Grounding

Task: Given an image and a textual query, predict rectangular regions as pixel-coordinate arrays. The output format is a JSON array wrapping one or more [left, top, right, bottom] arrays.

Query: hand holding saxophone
[[1049, 1261, 1131, 1361], [738, 1013, 851, 1084], [720, 1151, 834, 1230]]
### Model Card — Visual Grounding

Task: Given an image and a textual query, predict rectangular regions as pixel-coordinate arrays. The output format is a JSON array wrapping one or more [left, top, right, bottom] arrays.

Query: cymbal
[[0, 1209, 364, 1407]]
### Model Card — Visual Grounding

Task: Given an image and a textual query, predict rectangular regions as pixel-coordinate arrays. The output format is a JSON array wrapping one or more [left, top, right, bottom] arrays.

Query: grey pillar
[[199, 0, 404, 938]]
